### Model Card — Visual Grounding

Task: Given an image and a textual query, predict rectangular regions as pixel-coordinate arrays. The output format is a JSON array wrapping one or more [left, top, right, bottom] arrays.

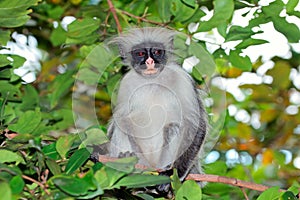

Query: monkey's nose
[[146, 57, 154, 65]]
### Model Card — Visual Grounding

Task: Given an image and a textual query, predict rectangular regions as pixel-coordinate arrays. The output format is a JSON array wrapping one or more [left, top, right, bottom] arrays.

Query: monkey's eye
[[152, 49, 164, 57], [154, 50, 162, 55], [136, 51, 146, 57]]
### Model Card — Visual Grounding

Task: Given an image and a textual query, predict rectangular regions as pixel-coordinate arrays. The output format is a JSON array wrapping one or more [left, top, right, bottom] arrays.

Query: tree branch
[[98, 155, 286, 193], [107, 0, 122, 33], [185, 174, 285, 192]]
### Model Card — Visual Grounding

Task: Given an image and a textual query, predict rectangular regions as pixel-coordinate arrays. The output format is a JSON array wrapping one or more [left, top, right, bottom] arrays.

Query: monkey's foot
[[118, 151, 136, 158]]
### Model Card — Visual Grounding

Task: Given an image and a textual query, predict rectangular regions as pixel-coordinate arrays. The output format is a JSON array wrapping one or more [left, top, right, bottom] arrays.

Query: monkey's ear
[[117, 44, 127, 61]]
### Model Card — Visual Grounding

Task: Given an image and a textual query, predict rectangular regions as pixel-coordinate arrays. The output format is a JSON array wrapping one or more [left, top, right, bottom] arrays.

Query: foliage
[[0, 0, 300, 199]]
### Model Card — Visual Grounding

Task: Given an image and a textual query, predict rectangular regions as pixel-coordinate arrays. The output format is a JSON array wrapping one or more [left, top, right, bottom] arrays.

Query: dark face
[[131, 43, 166, 77]]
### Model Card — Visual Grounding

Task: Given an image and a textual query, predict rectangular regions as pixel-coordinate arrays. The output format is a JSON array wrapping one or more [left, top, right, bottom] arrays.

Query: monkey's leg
[[155, 123, 180, 194], [173, 127, 206, 181], [156, 124, 206, 194]]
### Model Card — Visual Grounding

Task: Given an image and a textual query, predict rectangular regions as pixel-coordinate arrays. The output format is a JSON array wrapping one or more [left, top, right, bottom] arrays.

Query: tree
[[0, 0, 299, 199]]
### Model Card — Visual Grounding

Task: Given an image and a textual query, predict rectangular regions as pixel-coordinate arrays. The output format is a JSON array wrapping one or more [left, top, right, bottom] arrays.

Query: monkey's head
[[112, 27, 175, 77]]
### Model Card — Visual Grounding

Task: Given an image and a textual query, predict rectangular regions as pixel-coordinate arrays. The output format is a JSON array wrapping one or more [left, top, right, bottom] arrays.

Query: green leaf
[[66, 17, 100, 45], [235, 38, 268, 49], [287, 184, 300, 196], [94, 166, 127, 189], [20, 84, 39, 110], [80, 127, 109, 148], [46, 5, 64, 20], [192, 66, 204, 83], [174, 34, 188, 59], [272, 17, 300, 43], [0, 163, 22, 176], [205, 161, 227, 176], [56, 134, 77, 159], [0, 68, 13, 80], [8, 109, 41, 134], [0, 0, 39, 28], [182, 0, 196, 7], [198, 0, 234, 32], [217, 22, 227, 38], [0, 181, 12, 200], [76, 68, 100, 85], [66, 33, 99, 45], [135, 193, 156, 200], [77, 44, 115, 85], [262, 1, 300, 43], [229, 50, 252, 71], [52, 176, 91, 196], [157, 0, 171, 22], [262, 1, 284, 16], [9, 175, 25, 194], [106, 73, 122, 97], [53, 171, 104, 199], [0, 149, 25, 164], [0, 30, 10, 46], [183, 8, 206, 24], [42, 143, 60, 160], [225, 25, 255, 42], [84, 44, 114, 71], [114, 174, 170, 189], [0, 55, 12, 68], [280, 191, 297, 200], [46, 158, 61, 175], [171, 0, 198, 22], [0, 81, 21, 101], [257, 186, 281, 200], [105, 157, 138, 174], [286, 0, 299, 14], [76, 170, 104, 199], [171, 169, 182, 194], [0, 15, 30, 28], [175, 180, 202, 200], [65, 148, 91, 174], [9, 55, 26, 69], [67, 18, 100, 38], [51, 109, 74, 130], [50, 24, 67, 46], [189, 42, 216, 77], [48, 70, 74, 109]]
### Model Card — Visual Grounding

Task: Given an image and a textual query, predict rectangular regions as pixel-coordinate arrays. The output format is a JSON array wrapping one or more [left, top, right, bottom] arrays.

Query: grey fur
[[107, 27, 207, 184]]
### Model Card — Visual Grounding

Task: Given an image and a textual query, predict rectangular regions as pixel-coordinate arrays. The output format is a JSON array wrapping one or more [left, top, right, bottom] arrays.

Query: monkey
[[107, 27, 208, 192]]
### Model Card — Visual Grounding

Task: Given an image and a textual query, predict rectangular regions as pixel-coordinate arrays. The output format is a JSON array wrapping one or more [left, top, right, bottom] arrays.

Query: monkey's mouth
[[143, 68, 159, 75]]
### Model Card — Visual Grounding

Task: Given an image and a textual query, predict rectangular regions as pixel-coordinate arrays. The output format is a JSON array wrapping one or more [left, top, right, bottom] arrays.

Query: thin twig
[[240, 187, 250, 200], [22, 175, 50, 195], [107, 0, 122, 33], [119, 10, 174, 30], [103, 10, 111, 36]]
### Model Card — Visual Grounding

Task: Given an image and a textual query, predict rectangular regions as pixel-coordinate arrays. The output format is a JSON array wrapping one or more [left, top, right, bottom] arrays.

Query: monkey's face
[[131, 43, 167, 77]]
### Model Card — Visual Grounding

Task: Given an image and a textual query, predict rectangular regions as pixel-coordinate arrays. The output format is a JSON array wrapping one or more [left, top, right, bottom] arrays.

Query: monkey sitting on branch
[[107, 27, 208, 193]]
